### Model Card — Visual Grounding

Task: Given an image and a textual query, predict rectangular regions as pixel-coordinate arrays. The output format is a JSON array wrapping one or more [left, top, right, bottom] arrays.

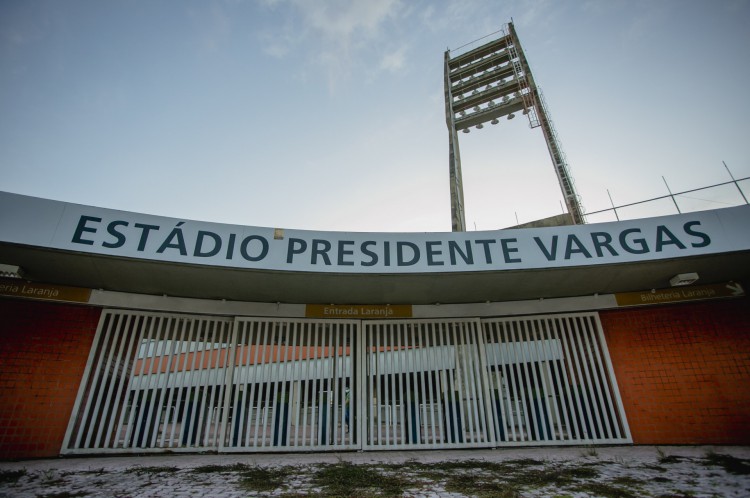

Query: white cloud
[[259, 30, 296, 58], [379, 45, 407, 72], [259, 0, 404, 91], [263, 42, 290, 58], [296, 0, 401, 40]]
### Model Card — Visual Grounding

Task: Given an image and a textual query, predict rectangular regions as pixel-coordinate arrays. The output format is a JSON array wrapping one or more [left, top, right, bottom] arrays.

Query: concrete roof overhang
[[1, 242, 748, 305]]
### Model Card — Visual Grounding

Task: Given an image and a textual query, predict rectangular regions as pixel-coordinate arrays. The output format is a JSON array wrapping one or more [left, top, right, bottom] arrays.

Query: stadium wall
[[0, 295, 748, 459]]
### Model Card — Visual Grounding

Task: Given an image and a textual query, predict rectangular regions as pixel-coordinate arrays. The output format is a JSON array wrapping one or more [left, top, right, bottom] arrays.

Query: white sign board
[[1, 191, 749, 274]]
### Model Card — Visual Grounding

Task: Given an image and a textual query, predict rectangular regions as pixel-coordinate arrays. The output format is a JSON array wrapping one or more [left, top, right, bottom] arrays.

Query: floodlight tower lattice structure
[[444, 22, 585, 232]]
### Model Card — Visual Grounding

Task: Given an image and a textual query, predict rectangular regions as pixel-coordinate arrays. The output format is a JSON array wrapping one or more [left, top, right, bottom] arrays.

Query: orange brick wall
[[600, 298, 750, 445], [0, 298, 100, 459]]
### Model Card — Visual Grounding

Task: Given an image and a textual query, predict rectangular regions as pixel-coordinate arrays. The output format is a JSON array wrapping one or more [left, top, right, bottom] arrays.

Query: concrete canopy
[[1, 242, 748, 305]]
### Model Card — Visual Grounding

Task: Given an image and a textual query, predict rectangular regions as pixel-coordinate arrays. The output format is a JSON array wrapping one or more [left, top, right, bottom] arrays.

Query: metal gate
[[222, 318, 360, 452], [360, 314, 629, 450], [62, 311, 360, 454], [63, 311, 234, 454], [363, 319, 495, 450], [482, 314, 631, 445], [63, 310, 629, 454]]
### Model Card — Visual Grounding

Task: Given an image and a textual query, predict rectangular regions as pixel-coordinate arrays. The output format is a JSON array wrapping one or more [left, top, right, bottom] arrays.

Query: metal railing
[[585, 176, 750, 223]]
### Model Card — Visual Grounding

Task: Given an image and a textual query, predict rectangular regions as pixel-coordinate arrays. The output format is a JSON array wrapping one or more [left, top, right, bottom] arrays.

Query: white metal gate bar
[[62, 310, 233, 454], [363, 319, 495, 450], [221, 318, 360, 452], [481, 313, 631, 446]]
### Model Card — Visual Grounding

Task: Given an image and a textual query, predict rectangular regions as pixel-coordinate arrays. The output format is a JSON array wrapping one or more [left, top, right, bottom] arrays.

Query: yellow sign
[[0, 278, 92, 303], [615, 282, 744, 307], [306, 304, 412, 319]]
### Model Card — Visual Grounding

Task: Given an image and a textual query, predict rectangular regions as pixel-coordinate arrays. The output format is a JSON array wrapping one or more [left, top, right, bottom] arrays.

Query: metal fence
[[63, 311, 630, 454], [584, 175, 749, 224]]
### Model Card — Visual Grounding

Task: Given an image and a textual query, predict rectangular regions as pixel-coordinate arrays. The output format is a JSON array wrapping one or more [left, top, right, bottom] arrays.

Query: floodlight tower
[[444, 22, 585, 231]]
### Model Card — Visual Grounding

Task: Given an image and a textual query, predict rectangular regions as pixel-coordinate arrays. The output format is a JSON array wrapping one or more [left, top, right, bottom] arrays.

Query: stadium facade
[[1, 191, 749, 459]]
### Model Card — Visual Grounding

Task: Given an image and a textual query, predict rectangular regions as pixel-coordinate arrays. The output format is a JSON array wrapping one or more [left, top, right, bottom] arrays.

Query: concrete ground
[[1, 445, 749, 497]]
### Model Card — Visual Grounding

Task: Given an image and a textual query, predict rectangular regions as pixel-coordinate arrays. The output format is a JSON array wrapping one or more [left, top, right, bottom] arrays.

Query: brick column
[[601, 298, 750, 444], [0, 298, 100, 459]]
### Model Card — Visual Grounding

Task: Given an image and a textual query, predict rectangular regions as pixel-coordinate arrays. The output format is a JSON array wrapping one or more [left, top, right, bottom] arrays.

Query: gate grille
[[363, 319, 495, 450], [64, 310, 629, 454], [221, 318, 359, 452], [63, 311, 233, 453], [482, 314, 631, 445]]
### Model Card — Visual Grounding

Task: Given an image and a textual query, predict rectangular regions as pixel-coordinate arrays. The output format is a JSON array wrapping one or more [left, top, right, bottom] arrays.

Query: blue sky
[[2, 0, 749, 232]]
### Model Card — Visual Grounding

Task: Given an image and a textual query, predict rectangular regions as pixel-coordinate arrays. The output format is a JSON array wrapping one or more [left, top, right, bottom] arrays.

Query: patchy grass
[[610, 476, 643, 487], [36, 492, 89, 498], [581, 446, 599, 458], [580, 460, 607, 467], [571, 481, 638, 498], [652, 475, 673, 483], [443, 472, 520, 498], [73, 468, 108, 476], [0, 468, 27, 484], [503, 458, 545, 466], [190, 463, 245, 474], [506, 464, 599, 488], [641, 463, 669, 473], [656, 448, 686, 465], [189, 462, 298, 492], [407, 459, 513, 472], [384, 458, 544, 495], [392, 459, 601, 497], [398, 458, 544, 478], [237, 465, 296, 493], [703, 451, 750, 475], [14, 449, 747, 497], [659, 454, 686, 464], [313, 461, 407, 497], [39, 469, 67, 487], [124, 465, 180, 475]]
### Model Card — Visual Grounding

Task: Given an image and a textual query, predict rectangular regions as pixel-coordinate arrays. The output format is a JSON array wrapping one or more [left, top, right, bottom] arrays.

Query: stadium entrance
[[62, 310, 630, 454]]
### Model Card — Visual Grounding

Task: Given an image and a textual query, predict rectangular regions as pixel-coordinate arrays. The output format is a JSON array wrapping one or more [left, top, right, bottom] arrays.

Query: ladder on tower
[[504, 33, 540, 129], [535, 89, 586, 224], [504, 23, 585, 224]]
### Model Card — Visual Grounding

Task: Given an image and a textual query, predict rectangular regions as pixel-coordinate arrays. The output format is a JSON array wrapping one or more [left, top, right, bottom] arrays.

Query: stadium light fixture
[[444, 21, 586, 231]]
